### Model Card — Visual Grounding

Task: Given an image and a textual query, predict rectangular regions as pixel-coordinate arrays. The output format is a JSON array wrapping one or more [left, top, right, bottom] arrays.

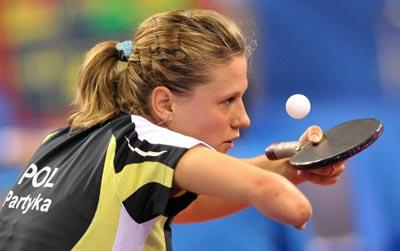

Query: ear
[[150, 86, 174, 122]]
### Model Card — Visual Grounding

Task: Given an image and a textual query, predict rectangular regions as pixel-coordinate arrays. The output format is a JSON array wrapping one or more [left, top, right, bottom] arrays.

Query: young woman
[[0, 9, 345, 251]]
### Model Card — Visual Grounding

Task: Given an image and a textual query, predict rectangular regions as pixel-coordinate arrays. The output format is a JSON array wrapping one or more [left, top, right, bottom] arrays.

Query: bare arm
[[244, 156, 305, 184], [173, 195, 249, 224], [173, 146, 312, 228], [173, 158, 302, 223], [173, 126, 345, 224]]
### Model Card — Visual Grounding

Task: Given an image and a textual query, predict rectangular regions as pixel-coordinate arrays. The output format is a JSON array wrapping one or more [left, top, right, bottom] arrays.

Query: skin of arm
[[174, 126, 345, 225], [174, 154, 344, 224], [245, 157, 304, 184], [173, 146, 312, 228], [173, 158, 303, 224]]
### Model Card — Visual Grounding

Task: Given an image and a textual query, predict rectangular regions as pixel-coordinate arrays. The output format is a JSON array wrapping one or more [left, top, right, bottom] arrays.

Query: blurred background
[[0, 0, 399, 250]]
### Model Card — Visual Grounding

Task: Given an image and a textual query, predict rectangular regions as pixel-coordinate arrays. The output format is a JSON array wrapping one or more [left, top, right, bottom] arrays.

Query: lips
[[223, 136, 239, 146], [223, 140, 234, 147], [225, 136, 240, 143]]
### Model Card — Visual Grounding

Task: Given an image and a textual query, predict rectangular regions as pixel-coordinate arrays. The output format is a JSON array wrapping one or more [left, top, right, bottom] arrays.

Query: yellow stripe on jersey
[[115, 161, 174, 201], [42, 131, 59, 143], [72, 135, 121, 251], [143, 216, 168, 251]]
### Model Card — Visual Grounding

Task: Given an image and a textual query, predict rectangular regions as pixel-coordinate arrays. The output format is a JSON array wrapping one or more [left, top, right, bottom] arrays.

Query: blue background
[[1, 1, 399, 250]]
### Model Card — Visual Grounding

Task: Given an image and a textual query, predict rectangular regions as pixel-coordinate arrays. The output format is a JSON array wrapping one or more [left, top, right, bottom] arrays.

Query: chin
[[216, 145, 232, 154], [215, 147, 225, 153], [222, 149, 231, 154]]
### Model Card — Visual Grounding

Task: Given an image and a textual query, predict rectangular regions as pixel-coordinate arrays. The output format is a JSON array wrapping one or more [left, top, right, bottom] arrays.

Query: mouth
[[220, 141, 234, 153], [223, 136, 240, 147]]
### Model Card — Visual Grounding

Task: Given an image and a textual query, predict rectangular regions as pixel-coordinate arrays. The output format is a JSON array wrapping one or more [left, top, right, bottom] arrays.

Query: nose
[[232, 100, 251, 129]]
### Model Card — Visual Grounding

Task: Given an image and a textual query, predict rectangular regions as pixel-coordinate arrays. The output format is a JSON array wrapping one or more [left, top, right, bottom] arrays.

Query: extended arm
[[173, 146, 312, 228], [173, 126, 345, 225]]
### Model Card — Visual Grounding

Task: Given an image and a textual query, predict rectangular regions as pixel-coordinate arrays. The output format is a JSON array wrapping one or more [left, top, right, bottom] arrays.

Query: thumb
[[298, 125, 324, 144], [306, 125, 323, 144]]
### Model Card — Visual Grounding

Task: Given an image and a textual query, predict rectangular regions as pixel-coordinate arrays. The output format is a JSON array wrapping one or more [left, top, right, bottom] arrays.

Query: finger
[[298, 170, 339, 185], [298, 125, 323, 144], [308, 162, 345, 177], [306, 125, 324, 144], [299, 170, 339, 185], [308, 165, 335, 176], [325, 161, 346, 177], [331, 162, 346, 176]]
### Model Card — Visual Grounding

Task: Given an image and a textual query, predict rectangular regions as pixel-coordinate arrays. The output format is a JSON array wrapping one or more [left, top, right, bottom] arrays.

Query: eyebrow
[[217, 86, 248, 101]]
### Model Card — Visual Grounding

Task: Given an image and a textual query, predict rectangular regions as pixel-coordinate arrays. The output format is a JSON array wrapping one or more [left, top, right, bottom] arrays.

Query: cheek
[[194, 112, 229, 139], [172, 101, 230, 143]]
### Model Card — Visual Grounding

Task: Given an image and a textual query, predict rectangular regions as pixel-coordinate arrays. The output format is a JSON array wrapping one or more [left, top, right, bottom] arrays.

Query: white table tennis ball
[[286, 94, 311, 119]]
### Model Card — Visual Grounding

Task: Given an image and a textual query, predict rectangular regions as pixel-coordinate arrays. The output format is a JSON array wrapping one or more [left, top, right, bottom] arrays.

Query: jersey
[[0, 114, 207, 251]]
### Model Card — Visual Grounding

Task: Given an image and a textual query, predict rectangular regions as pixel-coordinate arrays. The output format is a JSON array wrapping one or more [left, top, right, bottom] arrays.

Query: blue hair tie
[[116, 41, 133, 61]]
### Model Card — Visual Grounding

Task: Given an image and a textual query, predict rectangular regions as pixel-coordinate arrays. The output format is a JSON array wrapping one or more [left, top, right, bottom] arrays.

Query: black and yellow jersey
[[0, 114, 207, 251]]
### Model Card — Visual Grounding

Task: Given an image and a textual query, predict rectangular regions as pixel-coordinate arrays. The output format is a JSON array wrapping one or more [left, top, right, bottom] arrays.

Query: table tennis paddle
[[265, 118, 384, 169]]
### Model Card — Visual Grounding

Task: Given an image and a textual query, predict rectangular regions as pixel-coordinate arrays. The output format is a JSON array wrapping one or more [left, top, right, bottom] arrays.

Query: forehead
[[194, 55, 248, 95]]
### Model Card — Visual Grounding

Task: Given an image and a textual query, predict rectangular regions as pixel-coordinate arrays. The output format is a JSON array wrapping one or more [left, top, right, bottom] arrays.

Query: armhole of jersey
[[130, 115, 215, 150]]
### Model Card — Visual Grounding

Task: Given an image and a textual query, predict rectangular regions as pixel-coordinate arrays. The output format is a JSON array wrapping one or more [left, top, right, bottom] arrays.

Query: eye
[[223, 97, 236, 106]]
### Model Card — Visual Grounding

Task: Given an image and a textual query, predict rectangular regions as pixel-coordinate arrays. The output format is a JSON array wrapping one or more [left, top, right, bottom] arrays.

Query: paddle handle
[[265, 141, 300, 160]]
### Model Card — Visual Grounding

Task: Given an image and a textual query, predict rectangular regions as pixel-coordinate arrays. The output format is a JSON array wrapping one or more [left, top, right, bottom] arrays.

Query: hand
[[297, 161, 345, 185], [295, 125, 346, 185]]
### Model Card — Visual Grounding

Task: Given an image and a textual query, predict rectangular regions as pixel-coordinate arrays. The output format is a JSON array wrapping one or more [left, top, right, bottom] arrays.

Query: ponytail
[[68, 41, 121, 131], [68, 10, 250, 131]]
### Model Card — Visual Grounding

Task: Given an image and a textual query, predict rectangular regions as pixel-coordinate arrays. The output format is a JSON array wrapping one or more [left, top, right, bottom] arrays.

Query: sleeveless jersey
[[0, 114, 206, 250]]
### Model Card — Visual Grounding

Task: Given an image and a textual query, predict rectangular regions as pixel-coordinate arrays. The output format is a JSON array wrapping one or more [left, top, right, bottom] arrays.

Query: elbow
[[248, 173, 312, 228], [272, 189, 312, 228], [291, 199, 312, 228]]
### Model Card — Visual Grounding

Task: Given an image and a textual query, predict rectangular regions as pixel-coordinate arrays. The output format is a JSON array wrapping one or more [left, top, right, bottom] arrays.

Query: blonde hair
[[68, 9, 252, 130]]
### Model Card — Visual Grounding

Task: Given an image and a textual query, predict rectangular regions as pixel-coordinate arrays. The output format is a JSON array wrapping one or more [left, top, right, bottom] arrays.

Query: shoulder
[[129, 115, 212, 149]]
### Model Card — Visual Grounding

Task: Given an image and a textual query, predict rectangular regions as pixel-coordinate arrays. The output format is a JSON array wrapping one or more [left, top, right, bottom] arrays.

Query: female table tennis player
[[0, 9, 345, 251]]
